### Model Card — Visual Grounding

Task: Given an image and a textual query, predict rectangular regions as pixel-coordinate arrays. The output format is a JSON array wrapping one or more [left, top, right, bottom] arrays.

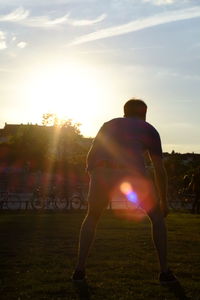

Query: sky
[[0, 0, 200, 153]]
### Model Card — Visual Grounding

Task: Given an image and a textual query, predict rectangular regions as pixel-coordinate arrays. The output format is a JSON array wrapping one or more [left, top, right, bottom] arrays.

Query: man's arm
[[86, 142, 98, 172], [150, 154, 169, 217], [86, 124, 106, 172]]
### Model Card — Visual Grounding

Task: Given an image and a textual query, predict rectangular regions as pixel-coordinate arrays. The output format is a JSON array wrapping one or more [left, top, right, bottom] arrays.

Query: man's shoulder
[[104, 117, 146, 126], [104, 117, 124, 124], [101, 118, 124, 128], [145, 121, 160, 136], [101, 118, 160, 136]]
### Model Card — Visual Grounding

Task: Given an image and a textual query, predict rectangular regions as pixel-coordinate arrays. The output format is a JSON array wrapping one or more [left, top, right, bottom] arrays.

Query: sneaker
[[159, 269, 178, 285], [71, 269, 86, 282]]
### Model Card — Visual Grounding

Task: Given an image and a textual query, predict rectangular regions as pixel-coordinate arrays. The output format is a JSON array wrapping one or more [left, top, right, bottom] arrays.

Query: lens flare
[[120, 182, 139, 205]]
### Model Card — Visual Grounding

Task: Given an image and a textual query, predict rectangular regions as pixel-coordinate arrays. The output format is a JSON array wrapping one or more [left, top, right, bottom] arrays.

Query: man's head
[[124, 98, 147, 120]]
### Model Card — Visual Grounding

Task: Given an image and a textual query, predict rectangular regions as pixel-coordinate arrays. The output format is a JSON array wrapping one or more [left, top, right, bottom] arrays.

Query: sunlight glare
[[120, 182, 139, 205], [25, 62, 102, 131]]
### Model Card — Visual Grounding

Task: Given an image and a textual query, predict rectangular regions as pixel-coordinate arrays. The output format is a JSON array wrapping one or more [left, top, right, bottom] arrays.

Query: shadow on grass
[[73, 280, 91, 300], [163, 281, 191, 300]]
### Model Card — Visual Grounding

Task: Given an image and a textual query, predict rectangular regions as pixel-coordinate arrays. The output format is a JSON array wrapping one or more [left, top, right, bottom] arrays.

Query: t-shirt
[[87, 117, 163, 174]]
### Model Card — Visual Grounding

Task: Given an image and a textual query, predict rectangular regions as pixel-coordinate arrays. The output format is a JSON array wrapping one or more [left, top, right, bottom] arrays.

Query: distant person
[[182, 174, 190, 193], [190, 168, 200, 214], [72, 99, 178, 284]]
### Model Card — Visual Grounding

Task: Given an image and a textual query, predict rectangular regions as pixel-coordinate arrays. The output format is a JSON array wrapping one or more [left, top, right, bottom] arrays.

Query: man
[[72, 99, 177, 284]]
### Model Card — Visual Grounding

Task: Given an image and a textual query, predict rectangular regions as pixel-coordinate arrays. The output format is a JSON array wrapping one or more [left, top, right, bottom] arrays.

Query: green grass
[[0, 210, 199, 300]]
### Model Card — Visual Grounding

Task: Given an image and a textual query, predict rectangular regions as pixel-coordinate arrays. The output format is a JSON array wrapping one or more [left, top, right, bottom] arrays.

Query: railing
[[168, 191, 195, 212], [0, 190, 87, 211], [0, 190, 196, 212]]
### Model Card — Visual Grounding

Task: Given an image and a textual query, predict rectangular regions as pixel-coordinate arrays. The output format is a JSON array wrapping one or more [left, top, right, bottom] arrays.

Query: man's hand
[[160, 201, 169, 218]]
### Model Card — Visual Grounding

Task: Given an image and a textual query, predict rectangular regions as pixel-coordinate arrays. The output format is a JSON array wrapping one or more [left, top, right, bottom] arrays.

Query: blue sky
[[0, 0, 200, 153]]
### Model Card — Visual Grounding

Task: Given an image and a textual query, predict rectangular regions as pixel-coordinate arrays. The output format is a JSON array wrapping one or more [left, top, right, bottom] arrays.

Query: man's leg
[[74, 203, 106, 273], [137, 177, 168, 274], [73, 170, 110, 279], [147, 207, 179, 284], [148, 208, 168, 273]]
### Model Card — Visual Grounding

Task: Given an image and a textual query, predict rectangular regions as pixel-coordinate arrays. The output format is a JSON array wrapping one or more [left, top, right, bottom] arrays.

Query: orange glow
[[120, 182, 132, 194], [112, 176, 157, 222]]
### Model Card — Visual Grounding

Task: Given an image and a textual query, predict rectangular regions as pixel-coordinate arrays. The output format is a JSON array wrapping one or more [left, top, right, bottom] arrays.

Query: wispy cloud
[[0, 7, 106, 28], [166, 122, 195, 129], [0, 31, 7, 50], [17, 41, 27, 48], [0, 7, 29, 22], [157, 70, 200, 81], [143, 0, 175, 5], [0, 41, 6, 50], [66, 14, 106, 26], [69, 6, 200, 46]]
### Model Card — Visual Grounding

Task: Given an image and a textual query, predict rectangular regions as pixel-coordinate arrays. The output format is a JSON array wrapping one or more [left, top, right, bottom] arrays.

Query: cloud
[[157, 70, 200, 81], [0, 7, 106, 28], [69, 6, 200, 46], [66, 14, 106, 26], [0, 41, 7, 50], [17, 41, 27, 48], [0, 31, 7, 50], [165, 122, 195, 129], [46, 13, 106, 26], [143, 0, 175, 5], [0, 7, 29, 21]]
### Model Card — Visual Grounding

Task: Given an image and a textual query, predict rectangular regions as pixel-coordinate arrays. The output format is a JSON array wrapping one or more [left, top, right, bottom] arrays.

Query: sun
[[25, 62, 102, 133]]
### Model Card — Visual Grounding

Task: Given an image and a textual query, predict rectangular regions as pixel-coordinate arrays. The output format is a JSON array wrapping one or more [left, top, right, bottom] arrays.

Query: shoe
[[159, 269, 178, 285], [71, 269, 86, 282]]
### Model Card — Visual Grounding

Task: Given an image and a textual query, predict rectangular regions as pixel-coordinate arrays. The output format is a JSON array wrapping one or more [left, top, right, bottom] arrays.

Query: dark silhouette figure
[[72, 98, 178, 285], [182, 174, 190, 193], [73, 280, 91, 300]]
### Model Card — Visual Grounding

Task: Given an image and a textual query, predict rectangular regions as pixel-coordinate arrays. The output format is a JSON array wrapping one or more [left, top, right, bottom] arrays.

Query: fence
[[0, 191, 195, 212]]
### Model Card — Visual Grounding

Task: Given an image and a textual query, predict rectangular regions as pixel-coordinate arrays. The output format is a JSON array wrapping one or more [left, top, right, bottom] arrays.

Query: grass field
[[0, 210, 199, 300]]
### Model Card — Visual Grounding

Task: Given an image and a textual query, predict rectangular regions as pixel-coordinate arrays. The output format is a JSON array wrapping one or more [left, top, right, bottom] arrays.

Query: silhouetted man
[[72, 98, 177, 284]]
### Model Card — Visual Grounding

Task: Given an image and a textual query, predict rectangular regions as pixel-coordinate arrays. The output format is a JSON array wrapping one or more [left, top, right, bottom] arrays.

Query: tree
[[11, 124, 51, 169], [42, 113, 59, 127], [41, 114, 83, 161]]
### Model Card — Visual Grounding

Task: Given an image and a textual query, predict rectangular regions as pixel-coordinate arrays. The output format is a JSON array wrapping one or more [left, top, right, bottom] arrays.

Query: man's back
[[87, 117, 162, 175]]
